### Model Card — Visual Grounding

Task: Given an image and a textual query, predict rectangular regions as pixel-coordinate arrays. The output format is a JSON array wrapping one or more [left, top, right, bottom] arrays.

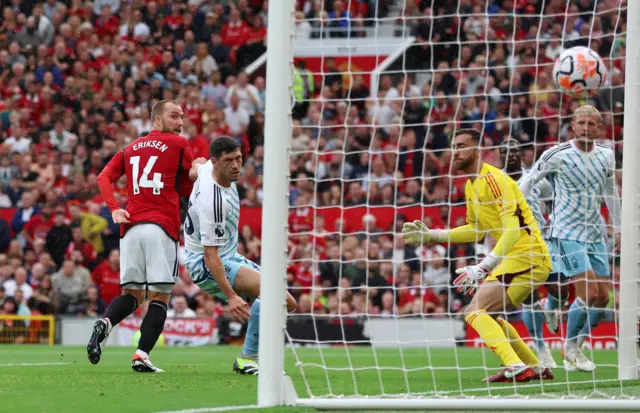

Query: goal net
[[258, 0, 640, 410]]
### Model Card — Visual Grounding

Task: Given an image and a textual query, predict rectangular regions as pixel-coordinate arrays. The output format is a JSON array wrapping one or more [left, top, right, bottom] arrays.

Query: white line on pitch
[[153, 405, 260, 413], [0, 362, 71, 367]]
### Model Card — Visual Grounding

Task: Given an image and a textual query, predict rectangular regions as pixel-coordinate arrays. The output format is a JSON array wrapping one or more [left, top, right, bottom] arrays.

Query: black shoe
[[87, 319, 109, 365]]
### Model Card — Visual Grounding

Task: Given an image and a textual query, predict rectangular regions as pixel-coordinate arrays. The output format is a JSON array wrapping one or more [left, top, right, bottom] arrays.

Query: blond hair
[[573, 104, 602, 123]]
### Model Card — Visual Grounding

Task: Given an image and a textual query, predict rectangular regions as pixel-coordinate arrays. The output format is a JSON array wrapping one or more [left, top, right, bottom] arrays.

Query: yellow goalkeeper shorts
[[485, 254, 552, 307]]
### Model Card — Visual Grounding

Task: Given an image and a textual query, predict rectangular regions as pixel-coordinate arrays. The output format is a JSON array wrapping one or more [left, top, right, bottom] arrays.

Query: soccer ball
[[552, 46, 607, 98]]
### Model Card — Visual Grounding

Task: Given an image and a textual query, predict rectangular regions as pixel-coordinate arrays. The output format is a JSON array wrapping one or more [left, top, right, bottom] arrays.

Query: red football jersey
[[91, 261, 121, 305], [97, 131, 195, 241], [288, 207, 314, 234]]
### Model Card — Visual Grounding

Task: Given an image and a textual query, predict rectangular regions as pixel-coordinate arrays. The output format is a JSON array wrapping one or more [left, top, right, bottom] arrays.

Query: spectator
[[122, 9, 150, 41], [45, 210, 72, 268], [21, 205, 54, 250], [209, 32, 230, 69], [90, 249, 120, 305], [329, 0, 352, 38], [65, 226, 99, 269], [224, 93, 250, 139], [33, 3, 55, 44], [84, 284, 106, 316], [189, 42, 218, 78], [379, 290, 396, 316], [292, 61, 315, 120], [51, 260, 91, 313], [11, 192, 39, 234], [13, 288, 31, 319], [31, 275, 58, 314], [167, 295, 196, 318], [3, 267, 33, 300], [68, 203, 108, 255], [4, 126, 32, 154], [237, 15, 266, 68], [422, 245, 450, 294], [0, 297, 26, 343], [295, 11, 312, 39], [225, 71, 260, 115], [201, 70, 228, 110], [221, 8, 247, 51], [15, 17, 43, 53]]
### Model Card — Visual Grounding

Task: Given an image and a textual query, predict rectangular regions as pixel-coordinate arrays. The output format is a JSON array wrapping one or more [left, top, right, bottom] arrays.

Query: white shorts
[[120, 224, 178, 293]]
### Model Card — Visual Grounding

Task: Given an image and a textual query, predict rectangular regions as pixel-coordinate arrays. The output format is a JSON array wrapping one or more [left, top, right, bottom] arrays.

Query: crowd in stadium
[[0, 0, 624, 334]]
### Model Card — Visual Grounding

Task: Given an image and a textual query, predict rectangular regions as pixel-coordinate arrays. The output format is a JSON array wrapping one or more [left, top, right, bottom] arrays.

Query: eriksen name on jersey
[[133, 140, 169, 152]]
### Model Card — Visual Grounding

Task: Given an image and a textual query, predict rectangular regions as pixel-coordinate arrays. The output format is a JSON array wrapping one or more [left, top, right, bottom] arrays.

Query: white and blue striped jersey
[[184, 160, 240, 259], [517, 170, 553, 233], [519, 140, 621, 243]]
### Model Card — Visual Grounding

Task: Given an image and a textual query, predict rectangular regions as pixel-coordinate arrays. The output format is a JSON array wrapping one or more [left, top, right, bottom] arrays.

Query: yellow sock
[[466, 310, 522, 367], [498, 317, 539, 367]]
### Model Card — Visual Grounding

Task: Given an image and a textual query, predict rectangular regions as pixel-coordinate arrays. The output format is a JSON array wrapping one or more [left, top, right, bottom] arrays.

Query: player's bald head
[[502, 138, 520, 151]]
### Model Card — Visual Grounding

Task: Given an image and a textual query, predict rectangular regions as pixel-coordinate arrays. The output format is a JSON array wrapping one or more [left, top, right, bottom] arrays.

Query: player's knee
[[122, 289, 145, 307], [462, 303, 474, 317], [585, 290, 599, 306], [147, 290, 171, 305]]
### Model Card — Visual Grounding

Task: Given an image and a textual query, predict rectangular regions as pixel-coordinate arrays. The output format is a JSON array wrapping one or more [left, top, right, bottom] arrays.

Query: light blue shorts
[[548, 238, 610, 277], [184, 251, 261, 301]]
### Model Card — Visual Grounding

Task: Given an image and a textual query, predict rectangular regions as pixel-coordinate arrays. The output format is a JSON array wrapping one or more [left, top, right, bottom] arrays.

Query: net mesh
[[283, 0, 635, 401]]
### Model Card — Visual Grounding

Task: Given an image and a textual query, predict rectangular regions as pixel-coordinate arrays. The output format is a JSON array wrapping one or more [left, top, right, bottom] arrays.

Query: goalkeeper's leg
[[465, 281, 537, 383]]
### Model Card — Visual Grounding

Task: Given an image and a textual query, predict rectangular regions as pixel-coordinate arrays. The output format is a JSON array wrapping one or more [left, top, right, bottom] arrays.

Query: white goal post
[[259, 0, 640, 410], [619, 0, 640, 383]]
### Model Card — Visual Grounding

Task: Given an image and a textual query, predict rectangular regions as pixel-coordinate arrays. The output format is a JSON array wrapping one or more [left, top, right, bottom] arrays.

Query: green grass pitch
[[0, 346, 638, 413]]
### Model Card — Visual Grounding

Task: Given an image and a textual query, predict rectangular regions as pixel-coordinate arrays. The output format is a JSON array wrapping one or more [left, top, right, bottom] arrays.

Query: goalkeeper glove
[[453, 253, 500, 296], [402, 220, 433, 245]]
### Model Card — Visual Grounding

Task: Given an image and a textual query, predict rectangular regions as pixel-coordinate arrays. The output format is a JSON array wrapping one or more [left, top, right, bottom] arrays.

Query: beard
[[161, 120, 181, 134], [456, 156, 474, 171]]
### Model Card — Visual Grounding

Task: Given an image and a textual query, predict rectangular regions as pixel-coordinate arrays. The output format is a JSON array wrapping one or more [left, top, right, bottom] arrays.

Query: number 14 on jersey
[[130, 156, 165, 195]]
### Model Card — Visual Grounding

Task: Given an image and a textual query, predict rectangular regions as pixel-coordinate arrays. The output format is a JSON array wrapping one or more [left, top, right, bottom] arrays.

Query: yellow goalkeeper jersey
[[465, 162, 550, 265]]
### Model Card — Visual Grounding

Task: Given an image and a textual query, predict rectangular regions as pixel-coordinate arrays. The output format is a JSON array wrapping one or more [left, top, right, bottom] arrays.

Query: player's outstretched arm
[[402, 220, 484, 245], [203, 246, 250, 322]]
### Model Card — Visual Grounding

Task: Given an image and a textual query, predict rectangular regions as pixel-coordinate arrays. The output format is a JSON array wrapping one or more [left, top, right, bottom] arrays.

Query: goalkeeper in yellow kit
[[403, 129, 554, 383]]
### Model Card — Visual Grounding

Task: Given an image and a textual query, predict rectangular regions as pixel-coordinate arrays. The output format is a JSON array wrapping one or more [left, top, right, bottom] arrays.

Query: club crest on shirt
[[215, 225, 225, 238]]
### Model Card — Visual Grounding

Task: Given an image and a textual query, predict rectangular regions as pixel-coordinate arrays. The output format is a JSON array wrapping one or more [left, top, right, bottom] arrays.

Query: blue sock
[[545, 292, 560, 311], [242, 299, 260, 357], [578, 308, 603, 343], [566, 297, 588, 343], [522, 304, 546, 349]]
